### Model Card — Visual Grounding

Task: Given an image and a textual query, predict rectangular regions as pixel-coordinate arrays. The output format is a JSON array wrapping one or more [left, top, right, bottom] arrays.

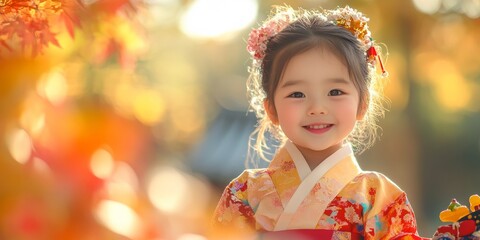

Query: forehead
[[280, 46, 350, 83]]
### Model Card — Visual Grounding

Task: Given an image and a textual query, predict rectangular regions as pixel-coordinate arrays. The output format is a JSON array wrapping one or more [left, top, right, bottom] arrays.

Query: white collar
[[284, 140, 354, 181]]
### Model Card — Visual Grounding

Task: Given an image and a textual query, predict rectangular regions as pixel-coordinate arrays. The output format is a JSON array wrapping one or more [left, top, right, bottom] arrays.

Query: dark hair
[[262, 17, 370, 115], [247, 7, 385, 164]]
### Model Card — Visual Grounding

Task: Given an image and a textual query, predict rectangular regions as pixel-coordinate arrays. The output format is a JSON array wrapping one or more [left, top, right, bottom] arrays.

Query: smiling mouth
[[304, 124, 332, 129], [303, 124, 333, 133]]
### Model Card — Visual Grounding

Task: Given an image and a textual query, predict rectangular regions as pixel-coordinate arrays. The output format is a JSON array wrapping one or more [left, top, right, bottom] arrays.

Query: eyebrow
[[280, 79, 305, 88], [280, 78, 350, 88]]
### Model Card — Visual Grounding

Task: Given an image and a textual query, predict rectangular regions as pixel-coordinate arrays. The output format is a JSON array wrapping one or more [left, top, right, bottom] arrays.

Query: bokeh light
[[6, 128, 32, 165], [37, 69, 68, 106], [90, 148, 115, 179], [101, 162, 139, 206], [178, 233, 209, 240], [94, 200, 141, 239], [412, 0, 441, 14], [412, 0, 480, 18], [147, 166, 189, 213], [132, 88, 166, 125], [427, 59, 472, 111], [180, 0, 258, 39]]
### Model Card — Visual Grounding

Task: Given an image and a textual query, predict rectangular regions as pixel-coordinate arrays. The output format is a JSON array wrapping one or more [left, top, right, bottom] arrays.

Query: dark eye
[[328, 89, 344, 96], [288, 92, 305, 98]]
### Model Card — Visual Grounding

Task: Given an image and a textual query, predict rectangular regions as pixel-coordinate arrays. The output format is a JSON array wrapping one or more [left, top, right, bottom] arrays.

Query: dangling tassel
[[367, 43, 388, 77], [377, 53, 388, 77]]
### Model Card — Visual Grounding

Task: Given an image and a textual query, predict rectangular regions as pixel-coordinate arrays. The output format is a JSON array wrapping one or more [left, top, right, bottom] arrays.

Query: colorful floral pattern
[[213, 146, 423, 239], [215, 176, 255, 228], [246, 6, 372, 64]]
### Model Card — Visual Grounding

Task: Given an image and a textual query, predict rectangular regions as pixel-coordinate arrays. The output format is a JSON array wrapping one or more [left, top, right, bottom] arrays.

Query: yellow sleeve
[[213, 171, 255, 230], [363, 172, 423, 240]]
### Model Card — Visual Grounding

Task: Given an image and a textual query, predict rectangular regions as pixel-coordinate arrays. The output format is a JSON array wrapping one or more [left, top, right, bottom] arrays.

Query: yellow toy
[[439, 199, 470, 223], [433, 194, 480, 239], [469, 194, 480, 212]]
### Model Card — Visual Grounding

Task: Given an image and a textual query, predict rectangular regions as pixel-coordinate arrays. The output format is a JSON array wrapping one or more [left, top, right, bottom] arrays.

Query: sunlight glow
[[147, 166, 212, 218], [90, 148, 115, 179], [427, 59, 472, 111], [110, 162, 139, 189], [412, 0, 441, 14], [104, 162, 139, 204], [94, 200, 140, 239], [132, 89, 166, 125], [141, 0, 181, 27], [37, 70, 68, 105], [105, 181, 137, 205], [147, 167, 188, 213], [180, 0, 258, 39], [461, 0, 480, 18], [6, 128, 32, 164], [435, 72, 471, 111]]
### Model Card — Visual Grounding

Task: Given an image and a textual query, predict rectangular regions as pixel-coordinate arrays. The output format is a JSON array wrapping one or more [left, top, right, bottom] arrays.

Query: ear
[[356, 100, 368, 120], [264, 100, 279, 125]]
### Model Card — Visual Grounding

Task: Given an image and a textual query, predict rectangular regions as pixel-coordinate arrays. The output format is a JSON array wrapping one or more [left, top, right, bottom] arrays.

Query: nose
[[308, 98, 327, 116]]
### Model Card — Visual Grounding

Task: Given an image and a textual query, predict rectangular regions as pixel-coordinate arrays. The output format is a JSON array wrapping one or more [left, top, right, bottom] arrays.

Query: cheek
[[276, 103, 300, 124], [334, 99, 359, 119]]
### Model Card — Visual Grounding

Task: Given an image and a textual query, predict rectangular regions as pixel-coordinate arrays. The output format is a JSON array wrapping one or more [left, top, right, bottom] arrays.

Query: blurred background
[[0, 0, 479, 239]]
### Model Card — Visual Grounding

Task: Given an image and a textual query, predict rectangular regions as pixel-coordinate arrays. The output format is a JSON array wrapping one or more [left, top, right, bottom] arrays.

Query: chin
[[303, 145, 331, 152], [308, 143, 343, 152]]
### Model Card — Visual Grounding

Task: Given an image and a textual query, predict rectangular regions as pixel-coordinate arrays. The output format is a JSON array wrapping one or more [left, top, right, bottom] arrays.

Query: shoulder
[[354, 170, 403, 192], [229, 168, 270, 186], [221, 168, 270, 200], [213, 169, 268, 228], [352, 171, 413, 216], [355, 171, 405, 199], [342, 171, 404, 209]]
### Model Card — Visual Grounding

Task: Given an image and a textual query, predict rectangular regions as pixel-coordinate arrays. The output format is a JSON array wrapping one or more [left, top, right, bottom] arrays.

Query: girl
[[214, 5, 423, 240]]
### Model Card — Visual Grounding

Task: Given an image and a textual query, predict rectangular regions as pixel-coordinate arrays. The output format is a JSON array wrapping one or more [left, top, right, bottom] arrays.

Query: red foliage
[[0, 0, 142, 57], [0, 0, 82, 56]]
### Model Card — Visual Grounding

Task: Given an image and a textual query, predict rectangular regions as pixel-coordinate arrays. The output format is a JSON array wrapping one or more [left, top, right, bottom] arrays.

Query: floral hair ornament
[[247, 5, 388, 77], [246, 6, 299, 61]]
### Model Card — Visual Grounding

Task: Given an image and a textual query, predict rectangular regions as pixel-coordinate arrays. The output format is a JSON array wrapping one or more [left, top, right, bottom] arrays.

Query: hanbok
[[214, 141, 423, 239]]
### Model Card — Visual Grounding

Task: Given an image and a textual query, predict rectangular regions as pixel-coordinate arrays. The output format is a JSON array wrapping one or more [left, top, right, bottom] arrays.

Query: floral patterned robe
[[214, 141, 423, 239]]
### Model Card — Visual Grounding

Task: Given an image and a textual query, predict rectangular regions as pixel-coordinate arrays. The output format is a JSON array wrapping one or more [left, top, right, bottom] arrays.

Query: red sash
[[258, 230, 427, 240], [258, 229, 362, 240]]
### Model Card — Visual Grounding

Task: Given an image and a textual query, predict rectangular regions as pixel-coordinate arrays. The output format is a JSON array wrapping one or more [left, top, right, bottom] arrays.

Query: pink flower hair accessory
[[246, 7, 298, 62], [246, 5, 388, 76]]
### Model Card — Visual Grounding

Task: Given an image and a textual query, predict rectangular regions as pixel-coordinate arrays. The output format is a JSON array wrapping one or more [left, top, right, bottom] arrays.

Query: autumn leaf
[[0, 0, 83, 56], [59, 0, 85, 38], [0, 0, 147, 69]]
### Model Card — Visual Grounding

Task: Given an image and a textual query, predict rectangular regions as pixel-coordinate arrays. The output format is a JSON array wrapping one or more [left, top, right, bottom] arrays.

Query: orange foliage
[[0, 0, 84, 56], [0, 0, 142, 58]]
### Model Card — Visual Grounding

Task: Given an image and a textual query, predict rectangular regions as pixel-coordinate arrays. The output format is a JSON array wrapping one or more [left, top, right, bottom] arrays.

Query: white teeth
[[307, 124, 329, 129]]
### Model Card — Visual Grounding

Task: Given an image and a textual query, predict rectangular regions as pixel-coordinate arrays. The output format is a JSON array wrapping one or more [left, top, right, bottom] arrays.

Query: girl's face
[[267, 47, 362, 160]]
